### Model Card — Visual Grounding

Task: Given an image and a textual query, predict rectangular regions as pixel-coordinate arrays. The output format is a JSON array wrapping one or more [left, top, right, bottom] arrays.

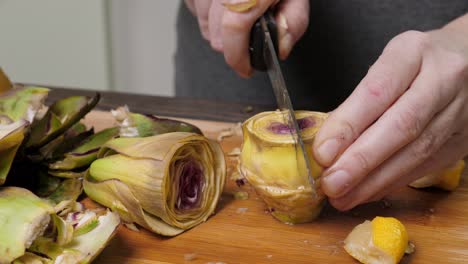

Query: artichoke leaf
[[47, 169, 87, 179], [26, 93, 100, 150], [35, 172, 62, 197], [48, 127, 119, 171], [38, 123, 93, 162], [0, 187, 55, 264], [12, 252, 53, 264], [0, 120, 28, 185], [51, 214, 74, 246], [112, 106, 202, 137], [44, 178, 83, 205], [0, 84, 49, 122]]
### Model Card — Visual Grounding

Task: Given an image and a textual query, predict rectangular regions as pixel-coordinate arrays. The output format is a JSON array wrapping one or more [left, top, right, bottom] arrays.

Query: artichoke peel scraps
[[239, 110, 328, 224]]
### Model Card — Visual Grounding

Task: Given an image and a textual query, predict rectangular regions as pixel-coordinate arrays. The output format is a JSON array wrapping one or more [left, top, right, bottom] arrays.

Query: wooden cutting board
[[83, 111, 468, 264]]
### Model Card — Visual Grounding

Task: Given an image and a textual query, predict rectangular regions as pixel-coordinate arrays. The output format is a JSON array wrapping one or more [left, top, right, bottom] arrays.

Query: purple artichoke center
[[176, 159, 204, 211], [268, 117, 316, 134]]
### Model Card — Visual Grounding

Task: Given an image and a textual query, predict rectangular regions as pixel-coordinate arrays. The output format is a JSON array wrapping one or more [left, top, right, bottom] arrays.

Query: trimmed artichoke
[[239, 110, 328, 224], [84, 132, 226, 236]]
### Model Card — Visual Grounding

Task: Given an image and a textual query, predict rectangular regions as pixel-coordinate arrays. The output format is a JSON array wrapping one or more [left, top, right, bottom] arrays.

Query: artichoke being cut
[[409, 160, 465, 191], [239, 110, 328, 224], [84, 132, 226, 236]]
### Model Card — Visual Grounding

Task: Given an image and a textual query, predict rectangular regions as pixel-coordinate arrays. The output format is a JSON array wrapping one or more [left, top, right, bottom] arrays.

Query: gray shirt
[[175, 1, 468, 111]]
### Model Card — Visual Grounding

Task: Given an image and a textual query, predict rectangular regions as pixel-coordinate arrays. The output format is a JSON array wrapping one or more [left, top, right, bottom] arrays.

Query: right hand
[[184, 0, 310, 78]]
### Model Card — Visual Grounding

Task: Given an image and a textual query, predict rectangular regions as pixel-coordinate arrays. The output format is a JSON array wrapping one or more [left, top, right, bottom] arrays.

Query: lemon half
[[344, 216, 409, 264]]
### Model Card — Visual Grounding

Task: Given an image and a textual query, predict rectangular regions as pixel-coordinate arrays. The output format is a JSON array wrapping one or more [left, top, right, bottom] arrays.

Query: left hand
[[312, 15, 468, 211]]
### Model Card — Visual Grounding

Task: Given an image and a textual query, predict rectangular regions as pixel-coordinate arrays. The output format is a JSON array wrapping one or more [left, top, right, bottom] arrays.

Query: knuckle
[[351, 151, 372, 173], [393, 106, 423, 142], [222, 13, 252, 32], [410, 131, 438, 161], [442, 52, 468, 84], [388, 30, 430, 53], [361, 73, 393, 102]]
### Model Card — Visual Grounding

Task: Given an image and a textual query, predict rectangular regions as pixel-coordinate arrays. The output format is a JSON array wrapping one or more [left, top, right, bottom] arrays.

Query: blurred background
[[0, 0, 180, 96]]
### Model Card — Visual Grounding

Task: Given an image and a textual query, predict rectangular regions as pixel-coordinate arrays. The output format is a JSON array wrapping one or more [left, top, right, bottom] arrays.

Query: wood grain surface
[[83, 111, 468, 264]]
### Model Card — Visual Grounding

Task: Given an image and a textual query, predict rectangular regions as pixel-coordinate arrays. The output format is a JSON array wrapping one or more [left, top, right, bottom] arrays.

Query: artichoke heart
[[239, 110, 328, 224], [84, 132, 226, 236]]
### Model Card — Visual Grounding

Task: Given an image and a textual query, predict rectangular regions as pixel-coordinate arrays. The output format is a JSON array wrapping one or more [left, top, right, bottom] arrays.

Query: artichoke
[[84, 132, 226, 236], [239, 110, 328, 224]]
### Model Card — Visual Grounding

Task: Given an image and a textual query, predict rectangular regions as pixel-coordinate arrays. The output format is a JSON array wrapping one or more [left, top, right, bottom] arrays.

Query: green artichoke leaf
[[47, 170, 87, 179], [26, 93, 100, 150], [44, 178, 83, 205], [0, 120, 28, 185], [112, 106, 202, 137], [0, 187, 55, 263], [38, 122, 93, 162], [48, 127, 119, 171], [35, 172, 62, 197], [29, 237, 82, 262], [0, 86, 49, 123], [12, 252, 53, 264], [51, 214, 74, 246]]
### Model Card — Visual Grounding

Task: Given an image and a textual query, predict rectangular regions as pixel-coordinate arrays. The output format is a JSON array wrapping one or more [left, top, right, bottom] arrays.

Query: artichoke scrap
[[0, 187, 120, 264], [84, 132, 226, 236], [239, 110, 328, 224]]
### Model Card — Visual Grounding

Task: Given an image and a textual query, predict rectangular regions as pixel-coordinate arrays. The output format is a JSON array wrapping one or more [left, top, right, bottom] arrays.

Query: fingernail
[[279, 33, 294, 60], [277, 13, 293, 60], [316, 138, 340, 165], [322, 170, 351, 197]]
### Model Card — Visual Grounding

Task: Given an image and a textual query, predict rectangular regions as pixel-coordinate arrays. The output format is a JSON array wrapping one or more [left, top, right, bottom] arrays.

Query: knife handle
[[249, 10, 279, 72]]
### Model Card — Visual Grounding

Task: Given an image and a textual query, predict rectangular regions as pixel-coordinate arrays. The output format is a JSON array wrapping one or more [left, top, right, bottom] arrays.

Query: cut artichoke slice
[[84, 132, 226, 236], [239, 110, 328, 224], [0, 187, 55, 263], [0, 120, 28, 185]]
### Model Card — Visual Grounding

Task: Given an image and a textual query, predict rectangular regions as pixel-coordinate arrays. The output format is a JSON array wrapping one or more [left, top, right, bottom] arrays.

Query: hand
[[184, 0, 310, 77], [313, 14, 468, 211]]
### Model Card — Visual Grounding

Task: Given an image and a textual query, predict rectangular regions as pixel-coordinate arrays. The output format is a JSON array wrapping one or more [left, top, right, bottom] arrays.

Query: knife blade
[[258, 16, 317, 195]]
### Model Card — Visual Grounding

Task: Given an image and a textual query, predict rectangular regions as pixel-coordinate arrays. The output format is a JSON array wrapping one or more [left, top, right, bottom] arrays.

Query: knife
[[249, 11, 317, 196]]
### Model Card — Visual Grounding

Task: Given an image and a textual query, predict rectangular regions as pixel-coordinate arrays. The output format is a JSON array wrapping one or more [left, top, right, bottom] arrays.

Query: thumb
[[275, 0, 310, 60]]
